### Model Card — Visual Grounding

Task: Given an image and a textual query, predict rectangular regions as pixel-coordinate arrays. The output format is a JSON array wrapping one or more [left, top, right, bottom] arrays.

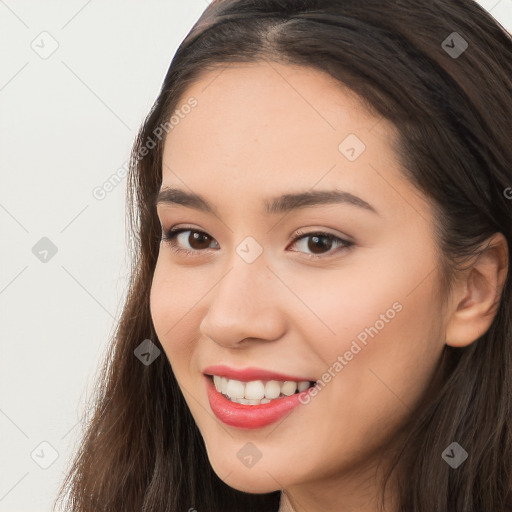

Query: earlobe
[[445, 232, 509, 348]]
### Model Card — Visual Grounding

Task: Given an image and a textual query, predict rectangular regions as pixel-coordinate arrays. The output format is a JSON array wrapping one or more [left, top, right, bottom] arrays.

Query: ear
[[445, 232, 509, 348]]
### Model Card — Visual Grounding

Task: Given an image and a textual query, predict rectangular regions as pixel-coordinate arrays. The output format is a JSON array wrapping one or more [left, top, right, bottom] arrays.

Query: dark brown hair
[[53, 1, 512, 511]]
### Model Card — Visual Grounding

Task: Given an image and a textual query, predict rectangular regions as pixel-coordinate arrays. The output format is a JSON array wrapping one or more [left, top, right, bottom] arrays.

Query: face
[[150, 62, 449, 496]]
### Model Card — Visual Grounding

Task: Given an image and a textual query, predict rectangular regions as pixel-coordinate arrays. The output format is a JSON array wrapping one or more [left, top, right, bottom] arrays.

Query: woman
[[53, 1, 512, 511]]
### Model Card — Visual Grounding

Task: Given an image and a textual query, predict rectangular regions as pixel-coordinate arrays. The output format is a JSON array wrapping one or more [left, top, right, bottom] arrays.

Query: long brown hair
[[53, 1, 512, 510]]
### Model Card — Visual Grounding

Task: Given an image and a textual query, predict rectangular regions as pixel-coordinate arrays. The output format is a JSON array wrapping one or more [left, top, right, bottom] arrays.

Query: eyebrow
[[155, 187, 379, 216]]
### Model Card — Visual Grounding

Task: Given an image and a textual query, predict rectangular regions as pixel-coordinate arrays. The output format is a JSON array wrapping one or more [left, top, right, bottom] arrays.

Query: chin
[[219, 475, 281, 495], [207, 453, 285, 494]]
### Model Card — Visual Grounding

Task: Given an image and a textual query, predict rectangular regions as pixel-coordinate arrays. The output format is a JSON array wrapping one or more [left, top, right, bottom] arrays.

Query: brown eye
[[186, 231, 212, 250], [160, 226, 353, 260], [304, 234, 334, 254], [161, 228, 218, 255], [289, 230, 353, 259]]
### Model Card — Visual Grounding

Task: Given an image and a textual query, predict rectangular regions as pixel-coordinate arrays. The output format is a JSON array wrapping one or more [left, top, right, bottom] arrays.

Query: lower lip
[[205, 375, 311, 429]]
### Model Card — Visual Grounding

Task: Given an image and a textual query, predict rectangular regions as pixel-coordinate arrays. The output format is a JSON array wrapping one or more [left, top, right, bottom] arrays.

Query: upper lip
[[203, 364, 315, 383]]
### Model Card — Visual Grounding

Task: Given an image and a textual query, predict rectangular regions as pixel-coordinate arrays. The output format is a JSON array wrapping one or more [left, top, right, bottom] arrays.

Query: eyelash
[[160, 226, 354, 260]]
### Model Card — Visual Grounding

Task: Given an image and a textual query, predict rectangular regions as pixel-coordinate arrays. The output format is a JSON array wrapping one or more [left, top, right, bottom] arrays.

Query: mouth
[[203, 370, 317, 429], [207, 374, 316, 406]]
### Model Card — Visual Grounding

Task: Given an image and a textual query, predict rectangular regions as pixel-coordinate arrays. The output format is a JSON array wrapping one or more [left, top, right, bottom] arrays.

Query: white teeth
[[245, 380, 265, 400], [211, 375, 312, 403], [264, 380, 281, 399], [230, 397, 270, 405], [226, 379, 245, 399], [281, 381, 297, 396], [297, 381, 310, 392], [221, 377, 228, 395]]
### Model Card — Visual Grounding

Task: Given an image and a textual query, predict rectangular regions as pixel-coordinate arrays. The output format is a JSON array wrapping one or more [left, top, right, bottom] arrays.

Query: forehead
[[163, 61, 381, 162], [160, 62, 422, 220]]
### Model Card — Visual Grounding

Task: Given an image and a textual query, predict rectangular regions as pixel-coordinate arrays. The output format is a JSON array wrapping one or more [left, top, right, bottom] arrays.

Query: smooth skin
[[150, 62, 508, 512]]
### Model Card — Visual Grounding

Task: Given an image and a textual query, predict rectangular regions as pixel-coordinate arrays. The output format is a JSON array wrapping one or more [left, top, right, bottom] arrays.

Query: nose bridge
[[199, 246, 287, 346]]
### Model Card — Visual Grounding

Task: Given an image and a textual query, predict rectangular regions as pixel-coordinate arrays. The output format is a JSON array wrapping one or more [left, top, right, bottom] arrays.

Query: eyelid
[[290, 227, 353, 244], [160, 225, 218, 252]]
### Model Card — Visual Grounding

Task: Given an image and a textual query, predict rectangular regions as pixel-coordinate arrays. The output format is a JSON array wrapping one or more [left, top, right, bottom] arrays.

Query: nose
[[199, 257, 288, 349]]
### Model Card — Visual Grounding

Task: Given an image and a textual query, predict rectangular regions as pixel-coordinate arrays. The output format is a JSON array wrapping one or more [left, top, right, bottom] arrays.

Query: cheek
[[149, 261, 200, 371], [284, 256, 407, 362], [298, 246, 444, 411]]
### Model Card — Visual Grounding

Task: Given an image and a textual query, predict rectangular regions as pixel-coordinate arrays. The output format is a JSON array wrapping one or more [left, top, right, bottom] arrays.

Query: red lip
[[203, 364, 315, 382], [205, 375, 312, 429]]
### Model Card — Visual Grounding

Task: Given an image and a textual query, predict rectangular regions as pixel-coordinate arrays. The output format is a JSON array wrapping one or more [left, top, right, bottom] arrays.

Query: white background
[[1, 1, 510, 510]]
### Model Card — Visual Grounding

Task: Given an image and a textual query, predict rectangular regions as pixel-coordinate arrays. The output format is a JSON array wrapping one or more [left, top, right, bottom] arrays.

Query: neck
[[276, 444, 403, 512]]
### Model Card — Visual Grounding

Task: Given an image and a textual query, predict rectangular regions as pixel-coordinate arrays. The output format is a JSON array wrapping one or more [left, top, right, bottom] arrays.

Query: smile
[[203, 366, 317, 429], [212, 375, 313, 405]]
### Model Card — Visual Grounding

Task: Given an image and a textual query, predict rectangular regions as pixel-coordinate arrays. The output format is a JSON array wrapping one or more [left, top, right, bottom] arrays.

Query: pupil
[[191, 232, 210, 249], [309, 235, 332, 254]]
